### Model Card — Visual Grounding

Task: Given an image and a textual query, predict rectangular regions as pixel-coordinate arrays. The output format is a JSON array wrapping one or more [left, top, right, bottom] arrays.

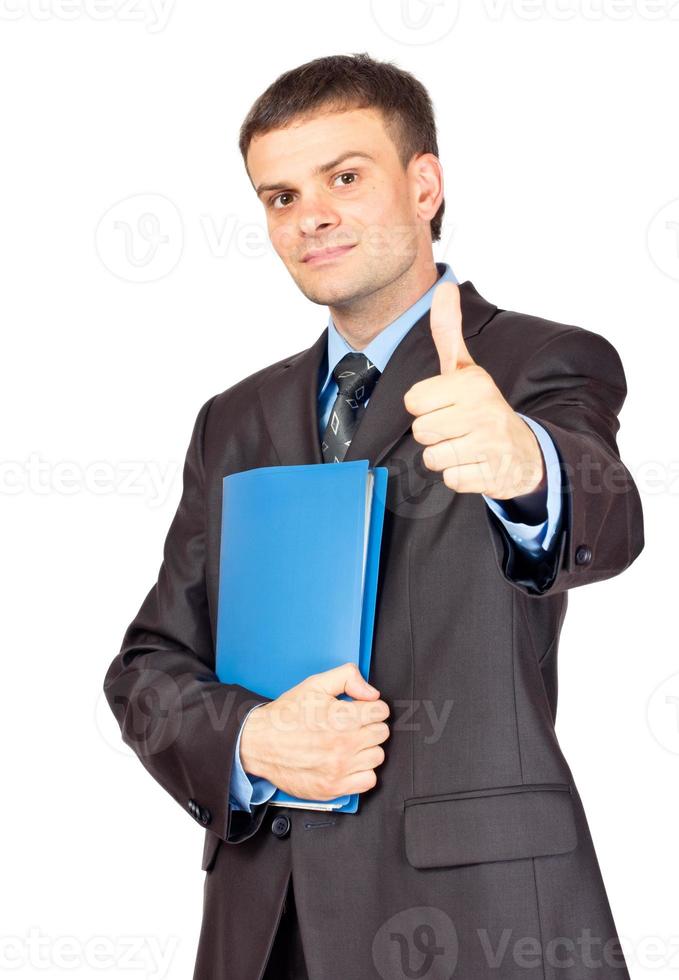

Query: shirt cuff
[[482, 414, 563, 557], [228, 702, 278, 813]]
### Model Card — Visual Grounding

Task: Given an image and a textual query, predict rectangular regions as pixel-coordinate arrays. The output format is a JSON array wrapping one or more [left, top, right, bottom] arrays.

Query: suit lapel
[[258, 280, 498, 469], [258, 324, 328, 467]]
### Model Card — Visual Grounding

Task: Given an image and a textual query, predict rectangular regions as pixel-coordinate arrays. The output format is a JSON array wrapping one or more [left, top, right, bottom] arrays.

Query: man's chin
[[292, 271, 357, 307], [292, 261, 390, 308]]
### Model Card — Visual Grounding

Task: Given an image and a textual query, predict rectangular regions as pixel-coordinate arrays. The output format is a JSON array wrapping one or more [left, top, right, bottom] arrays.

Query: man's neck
[[329, 259, 440, 351]]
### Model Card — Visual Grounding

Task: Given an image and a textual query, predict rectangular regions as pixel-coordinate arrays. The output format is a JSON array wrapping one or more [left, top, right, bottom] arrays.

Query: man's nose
[[297, 196, 340, 236]]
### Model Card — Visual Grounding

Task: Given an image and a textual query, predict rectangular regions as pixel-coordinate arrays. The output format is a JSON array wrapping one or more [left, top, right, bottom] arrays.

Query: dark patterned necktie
[[321, 352, 382, 463]]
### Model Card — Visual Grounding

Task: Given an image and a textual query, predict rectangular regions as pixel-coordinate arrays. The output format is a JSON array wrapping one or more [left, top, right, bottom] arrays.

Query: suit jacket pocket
[[403, 782, 578, 869], [201, 828, 222, 872]]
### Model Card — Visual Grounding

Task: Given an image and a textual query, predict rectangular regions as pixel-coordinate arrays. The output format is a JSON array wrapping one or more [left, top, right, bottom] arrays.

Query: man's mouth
[[302, 244, 357, 265]]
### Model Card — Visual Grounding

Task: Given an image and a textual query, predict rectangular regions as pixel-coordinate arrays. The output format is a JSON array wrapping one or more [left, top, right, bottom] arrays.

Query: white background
[[1, 1, 677, 977]]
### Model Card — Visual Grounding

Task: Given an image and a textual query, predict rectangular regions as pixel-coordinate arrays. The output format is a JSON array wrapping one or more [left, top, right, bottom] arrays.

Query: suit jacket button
[[271, 815, 291, 838], [199, 807, 212, 826], [188, 799, 197, 814], [575, 544, 592, 565]]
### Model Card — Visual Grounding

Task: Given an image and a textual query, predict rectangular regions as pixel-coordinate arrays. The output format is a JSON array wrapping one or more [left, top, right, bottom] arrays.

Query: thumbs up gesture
[[403, 281, 545, 500]]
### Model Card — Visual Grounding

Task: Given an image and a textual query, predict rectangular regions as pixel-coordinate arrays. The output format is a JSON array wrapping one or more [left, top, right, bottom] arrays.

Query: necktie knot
[[332, 352, 381, 409], [321, 352, 382, 463]]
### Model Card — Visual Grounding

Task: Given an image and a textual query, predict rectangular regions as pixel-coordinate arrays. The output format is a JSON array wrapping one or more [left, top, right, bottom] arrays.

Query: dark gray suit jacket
[[103, 280, 644, 979]]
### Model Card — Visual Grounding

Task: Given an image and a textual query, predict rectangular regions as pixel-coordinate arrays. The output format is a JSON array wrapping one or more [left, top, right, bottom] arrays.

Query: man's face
[[246, 106, 433, 308]]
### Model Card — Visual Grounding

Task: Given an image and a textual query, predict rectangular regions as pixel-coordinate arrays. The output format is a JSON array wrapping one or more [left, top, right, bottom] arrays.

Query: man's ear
[[408, 152, 444, 226]]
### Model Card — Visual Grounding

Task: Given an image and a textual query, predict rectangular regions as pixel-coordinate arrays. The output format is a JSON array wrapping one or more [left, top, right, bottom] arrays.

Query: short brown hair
[[238, 52, 445, 243]]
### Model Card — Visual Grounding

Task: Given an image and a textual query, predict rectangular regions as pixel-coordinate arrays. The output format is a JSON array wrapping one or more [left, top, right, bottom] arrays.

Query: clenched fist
[[403, 281, 546, 501]]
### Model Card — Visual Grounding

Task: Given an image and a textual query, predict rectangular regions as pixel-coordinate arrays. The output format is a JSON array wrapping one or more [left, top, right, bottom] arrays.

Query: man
[[103, 53, 644, 979]]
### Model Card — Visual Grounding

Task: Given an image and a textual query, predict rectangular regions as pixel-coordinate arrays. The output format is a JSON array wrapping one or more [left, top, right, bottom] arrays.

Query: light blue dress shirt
[[228, 262, 563, 813]]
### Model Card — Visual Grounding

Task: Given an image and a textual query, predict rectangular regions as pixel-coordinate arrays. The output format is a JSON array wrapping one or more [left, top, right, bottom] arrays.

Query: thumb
[[429, 281, 475, 375], [309, 662, 380, 700]]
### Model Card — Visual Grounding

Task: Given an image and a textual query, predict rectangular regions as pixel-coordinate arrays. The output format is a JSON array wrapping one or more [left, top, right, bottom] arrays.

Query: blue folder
[[215, 459, 388, 814]]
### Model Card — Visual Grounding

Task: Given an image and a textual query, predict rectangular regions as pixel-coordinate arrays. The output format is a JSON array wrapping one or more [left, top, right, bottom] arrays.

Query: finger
[[338, 769, 379, 796], [422, 435, 492, 474], [429, 281, 475, 374], [334, 698, 390, 730], [404, 367, 482, 417], [346, 745, 387, 775], [308, 661, 380, 700], [411, 404, 471, 445], [354, 699, 390, 726], [356, 721, 391, 749], [440, 461, 499, 494]]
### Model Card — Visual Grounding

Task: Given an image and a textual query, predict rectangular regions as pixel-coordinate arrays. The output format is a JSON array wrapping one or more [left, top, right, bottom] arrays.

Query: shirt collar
[[319, 261, 458, 398]]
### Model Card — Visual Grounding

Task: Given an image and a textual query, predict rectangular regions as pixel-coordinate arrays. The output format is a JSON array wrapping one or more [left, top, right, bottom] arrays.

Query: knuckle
[[365, 770, 378, 789], [443, 468, 458, 490], [403, 388, 417, 414], [369, 704, 389, 726], [412, 419, 431, 443], [367, 699, 388, 721]]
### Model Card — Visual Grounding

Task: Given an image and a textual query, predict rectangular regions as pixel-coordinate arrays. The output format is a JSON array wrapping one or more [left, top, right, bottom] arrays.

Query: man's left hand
[[403, 280, 545, 501]]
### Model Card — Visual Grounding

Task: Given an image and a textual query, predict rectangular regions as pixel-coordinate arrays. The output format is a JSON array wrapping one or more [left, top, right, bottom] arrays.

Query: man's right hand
[[238, 663, 390, 801]]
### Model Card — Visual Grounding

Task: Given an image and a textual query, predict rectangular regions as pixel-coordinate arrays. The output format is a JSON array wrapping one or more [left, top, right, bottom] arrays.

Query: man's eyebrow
[[255, 151, 376, 198]]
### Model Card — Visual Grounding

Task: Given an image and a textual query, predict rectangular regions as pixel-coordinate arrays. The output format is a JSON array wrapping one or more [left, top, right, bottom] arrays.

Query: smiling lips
[[302, 244, 357, 264]]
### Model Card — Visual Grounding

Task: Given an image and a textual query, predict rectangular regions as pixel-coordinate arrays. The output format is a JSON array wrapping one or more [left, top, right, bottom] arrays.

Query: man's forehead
[[247, 108, 390, 191]]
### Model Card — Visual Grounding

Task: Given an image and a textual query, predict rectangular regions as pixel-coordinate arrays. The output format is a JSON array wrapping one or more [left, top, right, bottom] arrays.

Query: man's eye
[[270, 172, 359, 210], [271, 192, 294, 210], [332, 171, 358, 188]]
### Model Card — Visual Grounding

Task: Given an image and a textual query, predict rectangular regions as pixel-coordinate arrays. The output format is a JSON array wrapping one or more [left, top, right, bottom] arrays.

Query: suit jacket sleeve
[[102, 394, 274, 844], [482, 414, 563, 558], [484, 326, 644, 596]]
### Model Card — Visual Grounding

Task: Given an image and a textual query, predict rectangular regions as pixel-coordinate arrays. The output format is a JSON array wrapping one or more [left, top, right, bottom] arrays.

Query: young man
[[104, 53, 644, 980]]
